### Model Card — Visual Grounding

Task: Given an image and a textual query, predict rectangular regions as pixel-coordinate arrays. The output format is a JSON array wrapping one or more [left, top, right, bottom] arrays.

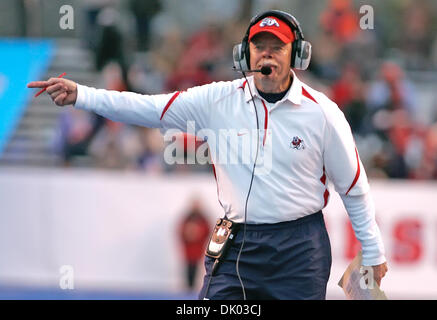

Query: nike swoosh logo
[[238, 131, 248, 136]]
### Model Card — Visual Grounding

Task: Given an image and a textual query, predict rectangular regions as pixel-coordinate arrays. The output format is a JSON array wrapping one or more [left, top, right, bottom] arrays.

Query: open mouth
[[259, 64, 276, 69]]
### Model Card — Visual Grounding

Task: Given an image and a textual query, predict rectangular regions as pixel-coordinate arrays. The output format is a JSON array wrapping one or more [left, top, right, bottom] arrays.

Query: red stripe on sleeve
[[323, 189, 330, 208], [320, 166, 329, 207], [160, 91, 181, 120], [211, 162, 226, 211], [211, 163, 217, 181], [320, 166, 326, 185], [238, 80, 247, 90], [346, 147, 361, 195]]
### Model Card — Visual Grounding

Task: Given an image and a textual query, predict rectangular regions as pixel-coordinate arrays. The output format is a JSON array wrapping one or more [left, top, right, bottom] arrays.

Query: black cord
[[202, 259, 218, 300], [202, 69, 260, 301], [235, 70, 260, 300]]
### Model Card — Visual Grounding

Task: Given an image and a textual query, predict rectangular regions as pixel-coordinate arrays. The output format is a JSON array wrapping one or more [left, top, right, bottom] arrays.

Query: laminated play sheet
[[338, 251, 388, 300]]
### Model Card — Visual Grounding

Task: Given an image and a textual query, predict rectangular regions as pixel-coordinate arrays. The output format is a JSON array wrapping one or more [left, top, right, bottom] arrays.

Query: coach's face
[[249, 32, 292, 93]]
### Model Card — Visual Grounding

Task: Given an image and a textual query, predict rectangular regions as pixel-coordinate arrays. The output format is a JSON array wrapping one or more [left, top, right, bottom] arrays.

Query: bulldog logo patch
[[259, 17, 280, 28], [290, 136, 305, 150]]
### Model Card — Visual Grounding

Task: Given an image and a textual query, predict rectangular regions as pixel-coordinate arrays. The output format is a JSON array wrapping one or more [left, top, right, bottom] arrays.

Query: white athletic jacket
[[74, 70, 386, 266]]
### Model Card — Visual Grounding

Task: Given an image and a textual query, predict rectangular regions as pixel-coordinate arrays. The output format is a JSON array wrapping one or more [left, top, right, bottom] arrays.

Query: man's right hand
[[27, 77, 78, 106]]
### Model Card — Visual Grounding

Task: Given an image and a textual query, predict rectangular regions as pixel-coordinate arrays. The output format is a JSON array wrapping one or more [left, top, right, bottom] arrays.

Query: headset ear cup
[[233, 44, 243, 69], [293, 40, 312, 70], [233, 43, 248, 71], [233, 37, 251, 72]]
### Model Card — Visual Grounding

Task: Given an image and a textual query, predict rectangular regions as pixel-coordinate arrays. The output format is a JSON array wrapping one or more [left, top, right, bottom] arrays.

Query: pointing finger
[[28, 77, 64, 88], [27, 81, 50, 88]]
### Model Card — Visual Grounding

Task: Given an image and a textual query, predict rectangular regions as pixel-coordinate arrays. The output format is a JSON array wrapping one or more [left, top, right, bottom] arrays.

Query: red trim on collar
[[302, 87, 318, 104]]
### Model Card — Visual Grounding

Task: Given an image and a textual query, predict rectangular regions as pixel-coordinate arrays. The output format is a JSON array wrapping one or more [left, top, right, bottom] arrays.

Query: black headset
[[233, 10, 312, 71]]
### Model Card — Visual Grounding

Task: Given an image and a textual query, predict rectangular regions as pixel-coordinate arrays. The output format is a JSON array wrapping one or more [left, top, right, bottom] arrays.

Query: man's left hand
[[371, 262, 388, 287]]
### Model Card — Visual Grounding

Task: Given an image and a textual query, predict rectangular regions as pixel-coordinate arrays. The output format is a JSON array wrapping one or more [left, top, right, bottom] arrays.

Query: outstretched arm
[[27, 77, 168, 128], [27, 76, 218, 132]]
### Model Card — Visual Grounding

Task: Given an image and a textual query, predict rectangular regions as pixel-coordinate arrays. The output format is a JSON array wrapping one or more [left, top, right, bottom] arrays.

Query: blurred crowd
[[55, 0, 437, 180]]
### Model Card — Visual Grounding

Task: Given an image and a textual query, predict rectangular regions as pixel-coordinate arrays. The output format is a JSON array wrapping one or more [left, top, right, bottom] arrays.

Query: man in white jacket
[[28, 10, 387, 300]]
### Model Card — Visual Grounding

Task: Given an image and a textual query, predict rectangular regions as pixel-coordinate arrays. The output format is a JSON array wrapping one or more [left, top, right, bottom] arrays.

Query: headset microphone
[[232, 66, 272, 75], [260, 66, 272, 75]]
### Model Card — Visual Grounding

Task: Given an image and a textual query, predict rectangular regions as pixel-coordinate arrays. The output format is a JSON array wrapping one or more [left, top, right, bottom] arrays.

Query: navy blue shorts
[[199, 211, 332, 300]]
